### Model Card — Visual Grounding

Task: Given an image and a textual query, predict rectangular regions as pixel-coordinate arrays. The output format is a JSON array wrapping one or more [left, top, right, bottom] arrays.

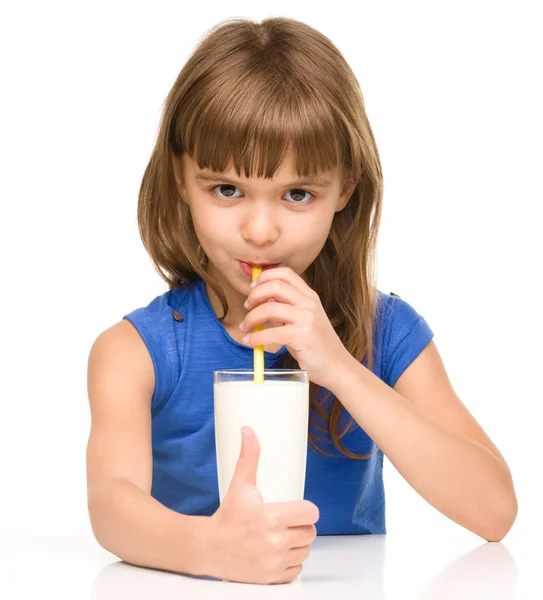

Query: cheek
[[293, 219, 332, 259], [297, 217, 331, 245], [189, 199, 220, 235], [192, 210, 233, 250]]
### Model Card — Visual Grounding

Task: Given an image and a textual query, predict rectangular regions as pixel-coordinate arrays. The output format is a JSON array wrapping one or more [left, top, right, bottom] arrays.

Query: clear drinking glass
[[213, 369, 310, 503]]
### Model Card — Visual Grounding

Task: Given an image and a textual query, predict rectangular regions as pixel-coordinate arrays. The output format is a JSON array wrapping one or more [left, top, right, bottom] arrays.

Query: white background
[[1, 0, 540, 544]]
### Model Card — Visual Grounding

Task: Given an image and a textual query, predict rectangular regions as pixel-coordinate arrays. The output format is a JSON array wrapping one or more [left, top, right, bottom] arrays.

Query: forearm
[[331, 355, 517, 541], [88, 478, 212, 576]]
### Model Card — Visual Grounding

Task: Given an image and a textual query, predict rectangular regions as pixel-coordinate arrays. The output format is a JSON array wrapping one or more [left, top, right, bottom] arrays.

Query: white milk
[[214, 380, 309, 503]]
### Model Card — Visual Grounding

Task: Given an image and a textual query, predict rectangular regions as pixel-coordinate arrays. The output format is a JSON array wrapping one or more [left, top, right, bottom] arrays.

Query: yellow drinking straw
[[251, 265, 265, 384]]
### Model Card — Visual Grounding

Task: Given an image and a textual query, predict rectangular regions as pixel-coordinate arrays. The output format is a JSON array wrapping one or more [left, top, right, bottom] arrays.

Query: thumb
[[229, 426, 261, 493]]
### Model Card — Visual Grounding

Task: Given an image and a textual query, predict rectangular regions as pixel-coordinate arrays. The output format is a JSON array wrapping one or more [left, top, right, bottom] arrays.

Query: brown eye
[[212, 184, 241, 200], [210, 184, 315, 206], [285, 189, 313, 204]]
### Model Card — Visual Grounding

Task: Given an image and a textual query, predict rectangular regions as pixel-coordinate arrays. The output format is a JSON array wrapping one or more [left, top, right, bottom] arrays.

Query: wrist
[[173, 513, 216, 577], [327, 350, 362, 397], [192, 514, 219, 578]]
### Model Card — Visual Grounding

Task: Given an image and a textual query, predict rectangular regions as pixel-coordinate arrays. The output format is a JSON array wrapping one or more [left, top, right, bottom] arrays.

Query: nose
[[241, 202, 280, 246]]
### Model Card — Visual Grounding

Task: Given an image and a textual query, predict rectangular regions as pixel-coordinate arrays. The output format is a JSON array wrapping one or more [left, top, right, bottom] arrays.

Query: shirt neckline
[[195, 277, 288, 359]]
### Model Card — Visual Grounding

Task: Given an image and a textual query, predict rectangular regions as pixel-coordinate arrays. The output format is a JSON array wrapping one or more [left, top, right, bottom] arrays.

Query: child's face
[[171, 151, 356, 303]]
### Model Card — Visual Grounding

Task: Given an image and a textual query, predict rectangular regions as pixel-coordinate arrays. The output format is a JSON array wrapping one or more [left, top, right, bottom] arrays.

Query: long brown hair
[[138, 17, 384, 460]]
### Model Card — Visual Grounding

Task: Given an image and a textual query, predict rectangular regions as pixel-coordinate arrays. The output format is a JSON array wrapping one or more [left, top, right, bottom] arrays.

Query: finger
[[247, 279, 303, 310], [243, 304, 305, 333], [252, 266, 314, 298], [243, 322, 299, 348], [268, 500, 320, 528], [284, 545, 311, 568], [275, 564, 303, 585], [244, 301, 297, 329], [263, 300, 285, 327], [286, 524, 317, 548]]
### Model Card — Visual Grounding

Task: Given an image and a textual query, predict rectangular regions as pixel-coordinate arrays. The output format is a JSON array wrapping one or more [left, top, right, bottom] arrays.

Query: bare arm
[[88, 476, 211, 575], [330, 344, 517, 542], [86, 320, 212, 576]]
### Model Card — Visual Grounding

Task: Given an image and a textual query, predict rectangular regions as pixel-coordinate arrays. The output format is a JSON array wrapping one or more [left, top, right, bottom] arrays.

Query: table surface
[[0, 532, 538, 599]]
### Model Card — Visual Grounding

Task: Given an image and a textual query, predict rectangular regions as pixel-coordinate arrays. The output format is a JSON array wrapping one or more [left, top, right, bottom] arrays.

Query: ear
[[171, 153, 188, 202], [171, 153, 183, 186], [336, 177, 358, 212]]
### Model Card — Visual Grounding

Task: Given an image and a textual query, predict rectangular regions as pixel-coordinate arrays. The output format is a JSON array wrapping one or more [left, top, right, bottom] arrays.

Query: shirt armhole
[[122, 310, 175, 417], [386, 315, 434, 389]]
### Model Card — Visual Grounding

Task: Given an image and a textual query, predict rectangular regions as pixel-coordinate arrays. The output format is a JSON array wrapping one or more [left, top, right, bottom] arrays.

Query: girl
[[86, 16, 518, 585]]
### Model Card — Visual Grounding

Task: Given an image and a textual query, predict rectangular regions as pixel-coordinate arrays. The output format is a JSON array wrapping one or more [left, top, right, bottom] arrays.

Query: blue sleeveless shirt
[[122, 277, 433, 535]]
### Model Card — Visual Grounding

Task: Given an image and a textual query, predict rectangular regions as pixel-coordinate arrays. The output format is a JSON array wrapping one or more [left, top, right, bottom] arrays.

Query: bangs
[[176, 72, 355, 180]]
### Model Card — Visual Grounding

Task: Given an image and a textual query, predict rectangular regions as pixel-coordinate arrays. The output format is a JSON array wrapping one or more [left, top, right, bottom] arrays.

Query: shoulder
[[114, 283, 199, 415], [91, 318, 151, 353], [376, 290, 425, 330], [122, 281, 198, 328], [88, 320, 155, 404], [97, 318, 149, 341]]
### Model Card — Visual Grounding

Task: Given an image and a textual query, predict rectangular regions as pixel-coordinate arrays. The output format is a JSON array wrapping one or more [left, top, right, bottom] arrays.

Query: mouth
[[238, 260, 281, 277]]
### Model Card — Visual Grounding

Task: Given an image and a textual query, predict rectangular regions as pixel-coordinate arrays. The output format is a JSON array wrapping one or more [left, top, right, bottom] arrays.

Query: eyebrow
[[195, 172, 332, 188]]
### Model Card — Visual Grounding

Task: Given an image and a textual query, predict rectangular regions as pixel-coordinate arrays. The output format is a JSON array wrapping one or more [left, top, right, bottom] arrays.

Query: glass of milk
[[213, 369, 309, 504]]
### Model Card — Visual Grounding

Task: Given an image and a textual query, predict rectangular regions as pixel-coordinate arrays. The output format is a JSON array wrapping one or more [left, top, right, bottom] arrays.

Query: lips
[[240, 260, 280, 270], [238, 260, 280, 277]]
